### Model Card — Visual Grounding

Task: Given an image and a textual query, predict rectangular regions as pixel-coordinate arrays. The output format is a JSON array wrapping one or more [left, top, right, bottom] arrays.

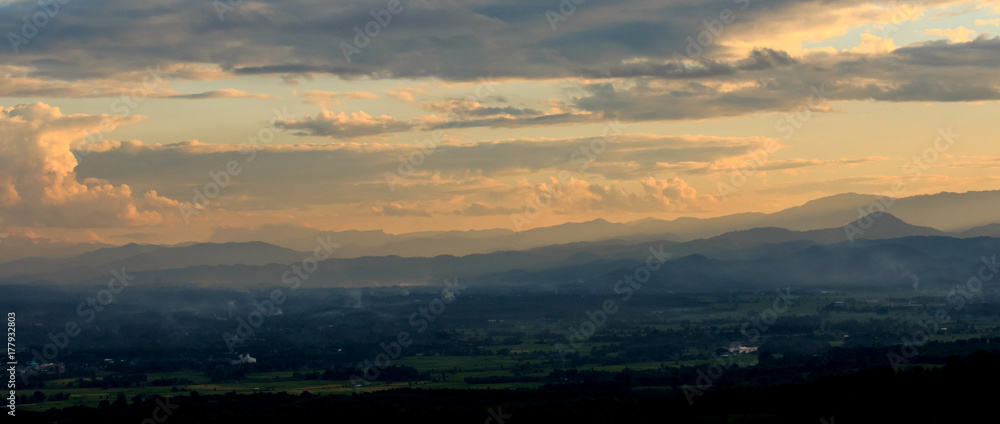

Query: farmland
[[13, 285, 1000, 412]]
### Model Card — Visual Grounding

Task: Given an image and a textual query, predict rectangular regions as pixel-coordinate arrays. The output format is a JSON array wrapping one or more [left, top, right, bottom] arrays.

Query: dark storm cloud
[[0, 0, 996, 123]]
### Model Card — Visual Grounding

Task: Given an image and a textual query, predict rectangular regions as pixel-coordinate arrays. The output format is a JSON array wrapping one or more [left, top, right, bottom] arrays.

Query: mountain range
[[189, 190, 1000, 259], [1, 201, 996, 293]]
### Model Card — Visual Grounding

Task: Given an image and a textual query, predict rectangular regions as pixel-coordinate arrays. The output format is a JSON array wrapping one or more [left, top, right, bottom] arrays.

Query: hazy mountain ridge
[[0, 242, 307, 283], [3, 209, 997, 292], [2, 190, 995, 263], [202, 190, 1000, 258]]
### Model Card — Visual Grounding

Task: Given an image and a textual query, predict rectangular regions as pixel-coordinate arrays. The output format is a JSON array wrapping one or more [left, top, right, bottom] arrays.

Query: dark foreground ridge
[[18, 347, 1000, 424]]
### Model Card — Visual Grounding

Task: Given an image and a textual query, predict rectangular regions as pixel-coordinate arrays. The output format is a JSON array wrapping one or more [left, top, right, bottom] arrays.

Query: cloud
[[0, 65, 175, 99], [169, 89, 272, 100], [0, 103, 184, 227], [453, 202, 519, 216], [419, 98, 595, 129], [671, 156, 888, 176], [0, 0, 988, 86], [516, 175, 713, 214], [747, 157, 890, 172], [420, 100, 542, 117], [945, 156, 1000, 168], [924, 26, 977, 42], [372, 202, 432, 217], [848, 33, 898, 54], [71, 133, 771, 215], [388, 87, 425, 102], [570, 36, 1000, 123], [277, 110, 416, 138], [108, 232, 160, 240], [0, 0, 994, 122], [296, 90, 378, 108]]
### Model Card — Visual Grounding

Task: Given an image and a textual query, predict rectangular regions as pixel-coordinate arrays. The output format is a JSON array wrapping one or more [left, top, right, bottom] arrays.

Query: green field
[[17, 291, 996, 411]]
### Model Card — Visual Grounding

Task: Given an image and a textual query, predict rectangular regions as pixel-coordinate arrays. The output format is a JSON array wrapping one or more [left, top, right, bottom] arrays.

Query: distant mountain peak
[[842, 212, 944, 239], [961, 223, 1000, 238], [783, 192, 886, 212]]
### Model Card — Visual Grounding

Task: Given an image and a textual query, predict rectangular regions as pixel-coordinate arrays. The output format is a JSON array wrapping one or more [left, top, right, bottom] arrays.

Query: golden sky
[[0, 0, 998, 244]]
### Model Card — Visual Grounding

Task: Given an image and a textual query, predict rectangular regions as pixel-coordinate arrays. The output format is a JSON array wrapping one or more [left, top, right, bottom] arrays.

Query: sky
[[0, 0, 998, 245]]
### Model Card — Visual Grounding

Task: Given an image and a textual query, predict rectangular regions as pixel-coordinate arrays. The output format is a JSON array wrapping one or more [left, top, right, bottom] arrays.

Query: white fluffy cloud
[[0, 103, 184, 227], [514, 175, 712, 215]]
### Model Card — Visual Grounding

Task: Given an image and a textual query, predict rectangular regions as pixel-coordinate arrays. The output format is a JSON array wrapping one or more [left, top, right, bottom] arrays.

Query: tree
[[112, 392, 128, 411], [758, 350, 775, 367]]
